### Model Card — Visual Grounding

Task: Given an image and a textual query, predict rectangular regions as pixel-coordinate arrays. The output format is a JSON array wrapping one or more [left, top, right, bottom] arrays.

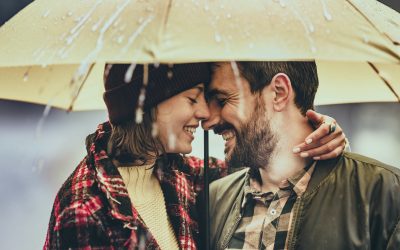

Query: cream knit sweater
[[118, 165, 179, 250]]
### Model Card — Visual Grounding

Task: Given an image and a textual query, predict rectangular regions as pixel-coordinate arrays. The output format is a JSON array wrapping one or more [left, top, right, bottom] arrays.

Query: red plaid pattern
[[44, 122, 226, 249]]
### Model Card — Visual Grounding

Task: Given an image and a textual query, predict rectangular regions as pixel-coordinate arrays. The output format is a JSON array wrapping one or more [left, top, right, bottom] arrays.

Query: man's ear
[[270, 73, 292, 112]]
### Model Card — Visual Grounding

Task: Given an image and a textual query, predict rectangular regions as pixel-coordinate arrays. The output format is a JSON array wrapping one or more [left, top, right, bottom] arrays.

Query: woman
[[44, 63, 345, 249]]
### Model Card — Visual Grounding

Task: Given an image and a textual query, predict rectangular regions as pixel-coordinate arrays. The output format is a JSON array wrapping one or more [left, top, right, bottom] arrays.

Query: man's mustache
[[213, 123, 235, 135]]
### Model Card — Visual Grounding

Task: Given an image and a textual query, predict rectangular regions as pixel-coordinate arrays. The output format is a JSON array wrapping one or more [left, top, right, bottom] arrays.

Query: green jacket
[[210, 152, 400, 250]]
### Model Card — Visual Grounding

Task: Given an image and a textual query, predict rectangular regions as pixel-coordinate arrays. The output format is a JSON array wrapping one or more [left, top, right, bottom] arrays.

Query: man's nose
[[202, 100, 221, 130]]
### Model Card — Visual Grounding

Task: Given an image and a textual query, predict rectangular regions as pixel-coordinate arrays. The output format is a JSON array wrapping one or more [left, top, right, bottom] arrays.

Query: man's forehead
[[209, 63, 241, 95]]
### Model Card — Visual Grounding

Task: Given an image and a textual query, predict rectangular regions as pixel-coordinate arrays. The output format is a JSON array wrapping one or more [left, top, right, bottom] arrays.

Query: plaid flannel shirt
[[44, 122, 226, 249], [227, 162, 316, 250]]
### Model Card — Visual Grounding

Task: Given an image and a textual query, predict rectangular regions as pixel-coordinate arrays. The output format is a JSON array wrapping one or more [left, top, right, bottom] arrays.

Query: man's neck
[[258, 112, 313, 192]]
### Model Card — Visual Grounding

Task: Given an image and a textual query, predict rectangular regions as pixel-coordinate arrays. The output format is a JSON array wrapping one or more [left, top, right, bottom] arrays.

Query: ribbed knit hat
[[103, 63, 211, 124]]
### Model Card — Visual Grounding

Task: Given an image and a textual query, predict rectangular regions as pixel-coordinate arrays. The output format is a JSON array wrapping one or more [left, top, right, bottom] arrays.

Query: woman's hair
[[107, 108, 165, 166]]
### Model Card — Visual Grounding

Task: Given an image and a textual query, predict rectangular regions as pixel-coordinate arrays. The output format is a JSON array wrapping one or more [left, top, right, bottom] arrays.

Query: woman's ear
[[270, 73, 292, 112]]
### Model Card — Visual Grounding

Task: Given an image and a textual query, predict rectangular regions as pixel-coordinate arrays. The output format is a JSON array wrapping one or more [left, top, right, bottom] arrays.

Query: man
[[203, 61, 400, 249]]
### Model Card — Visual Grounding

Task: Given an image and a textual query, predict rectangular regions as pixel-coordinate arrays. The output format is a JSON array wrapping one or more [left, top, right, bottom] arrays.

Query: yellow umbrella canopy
[[0, 0, 399, 109]]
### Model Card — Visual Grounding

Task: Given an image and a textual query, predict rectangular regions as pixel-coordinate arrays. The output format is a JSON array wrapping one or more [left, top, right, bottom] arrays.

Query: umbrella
[[0, 0, 399, 110], [1, 0, 399, 249]]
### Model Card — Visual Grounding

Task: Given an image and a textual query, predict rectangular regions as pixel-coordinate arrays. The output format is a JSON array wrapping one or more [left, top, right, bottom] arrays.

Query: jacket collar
[[304, 155, 343, 196]]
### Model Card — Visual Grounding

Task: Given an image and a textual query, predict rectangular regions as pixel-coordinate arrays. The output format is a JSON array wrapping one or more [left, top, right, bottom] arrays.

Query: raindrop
[[220, 4, 225, 9], [152, 123, 158, 137], [167, 63, 174, 79], [226, 13, 232, 19], [308, 23, 315, 33], [204, 4, 209, 11], [168, 134, 176, 150], [104, 64, 113, 78], [23, 71, 29, 82], [66, 36, 74, 45], [124, 63, 136, 83], [135, 107, 144, 123], [92, 18, 104, 32], [320, 0, 332, 21], [230, 61, 245, 119], [36, 103, 52, 139], [279, 0, 286, 7], [67, 11, 73, 17], [363, 35, 369, 43], [153, 62, 160, 68], [248, 42, 254, 48], [135, 64, 149, 124], [215, 33, 222, 43], [117, 35, 125, 44], [42, 10, 51, 18], [311, 46, 317, 53], [138, 17, 144, 24]]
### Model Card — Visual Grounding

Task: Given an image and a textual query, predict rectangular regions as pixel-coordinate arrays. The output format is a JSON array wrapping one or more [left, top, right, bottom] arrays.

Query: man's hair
[[237, 61, 319, 115], [107, 108, 164, 166]]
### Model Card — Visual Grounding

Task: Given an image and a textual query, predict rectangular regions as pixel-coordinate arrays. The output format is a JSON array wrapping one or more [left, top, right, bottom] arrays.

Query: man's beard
[[227, 100, 277, 172]]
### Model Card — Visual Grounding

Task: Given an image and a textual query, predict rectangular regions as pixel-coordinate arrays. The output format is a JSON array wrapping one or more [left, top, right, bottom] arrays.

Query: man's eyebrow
[[207, 88, 229, 98]]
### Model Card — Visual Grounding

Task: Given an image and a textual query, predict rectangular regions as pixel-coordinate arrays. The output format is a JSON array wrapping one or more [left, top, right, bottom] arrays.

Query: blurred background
[[0, 0, 399, 249]]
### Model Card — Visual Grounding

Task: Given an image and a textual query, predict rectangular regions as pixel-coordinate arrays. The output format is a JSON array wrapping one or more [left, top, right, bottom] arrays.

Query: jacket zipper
[[221, 212, 242, 250], [287, 196, 302, 250], [221, 203, 242, 249]]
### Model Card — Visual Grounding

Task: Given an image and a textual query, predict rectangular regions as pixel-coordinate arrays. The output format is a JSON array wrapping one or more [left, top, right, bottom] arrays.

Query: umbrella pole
[[204, 130, 210, 250]]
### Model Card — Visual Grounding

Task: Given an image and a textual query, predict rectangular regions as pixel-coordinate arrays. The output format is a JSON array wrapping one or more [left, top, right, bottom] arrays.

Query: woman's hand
[[293, 110, 347, 160]]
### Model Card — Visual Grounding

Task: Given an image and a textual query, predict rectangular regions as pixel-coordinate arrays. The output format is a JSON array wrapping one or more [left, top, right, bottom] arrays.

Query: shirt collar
[[242, 161, 316, 208]]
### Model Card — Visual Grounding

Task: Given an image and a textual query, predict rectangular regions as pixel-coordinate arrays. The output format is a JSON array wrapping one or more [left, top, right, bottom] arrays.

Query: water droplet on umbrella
[[311, 46, 317, 53], [117, 35, 125, 44], [320, 0, 332, 21], [23, 71, 29, 82], [215, 33, 222, 43], [42, 10, 51, 18], [308, 23, 315, 33], [124, 63, 136, 83]]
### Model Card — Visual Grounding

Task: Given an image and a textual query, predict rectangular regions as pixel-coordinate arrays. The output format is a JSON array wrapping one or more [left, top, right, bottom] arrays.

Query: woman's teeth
[[184, 127, 196, 135], [222, 131, 235, 141]]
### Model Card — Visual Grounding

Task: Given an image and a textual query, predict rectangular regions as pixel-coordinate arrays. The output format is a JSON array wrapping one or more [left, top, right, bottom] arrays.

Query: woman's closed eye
[[188, 97, 198, 104]]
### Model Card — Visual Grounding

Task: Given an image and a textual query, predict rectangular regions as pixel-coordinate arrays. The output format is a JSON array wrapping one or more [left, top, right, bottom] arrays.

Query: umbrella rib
[[67, 63, 96, 111], [368, 62, 400, 103], [347, 0, 399, 46]]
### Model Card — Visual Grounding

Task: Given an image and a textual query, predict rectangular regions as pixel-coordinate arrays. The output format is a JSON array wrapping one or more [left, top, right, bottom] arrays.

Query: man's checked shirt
[[227, 162, 316, 250]]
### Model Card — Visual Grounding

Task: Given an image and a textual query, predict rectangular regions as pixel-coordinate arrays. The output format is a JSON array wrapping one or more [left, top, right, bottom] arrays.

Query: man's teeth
[[184, 127, 196, 135], [222, 131, 235, 141]]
